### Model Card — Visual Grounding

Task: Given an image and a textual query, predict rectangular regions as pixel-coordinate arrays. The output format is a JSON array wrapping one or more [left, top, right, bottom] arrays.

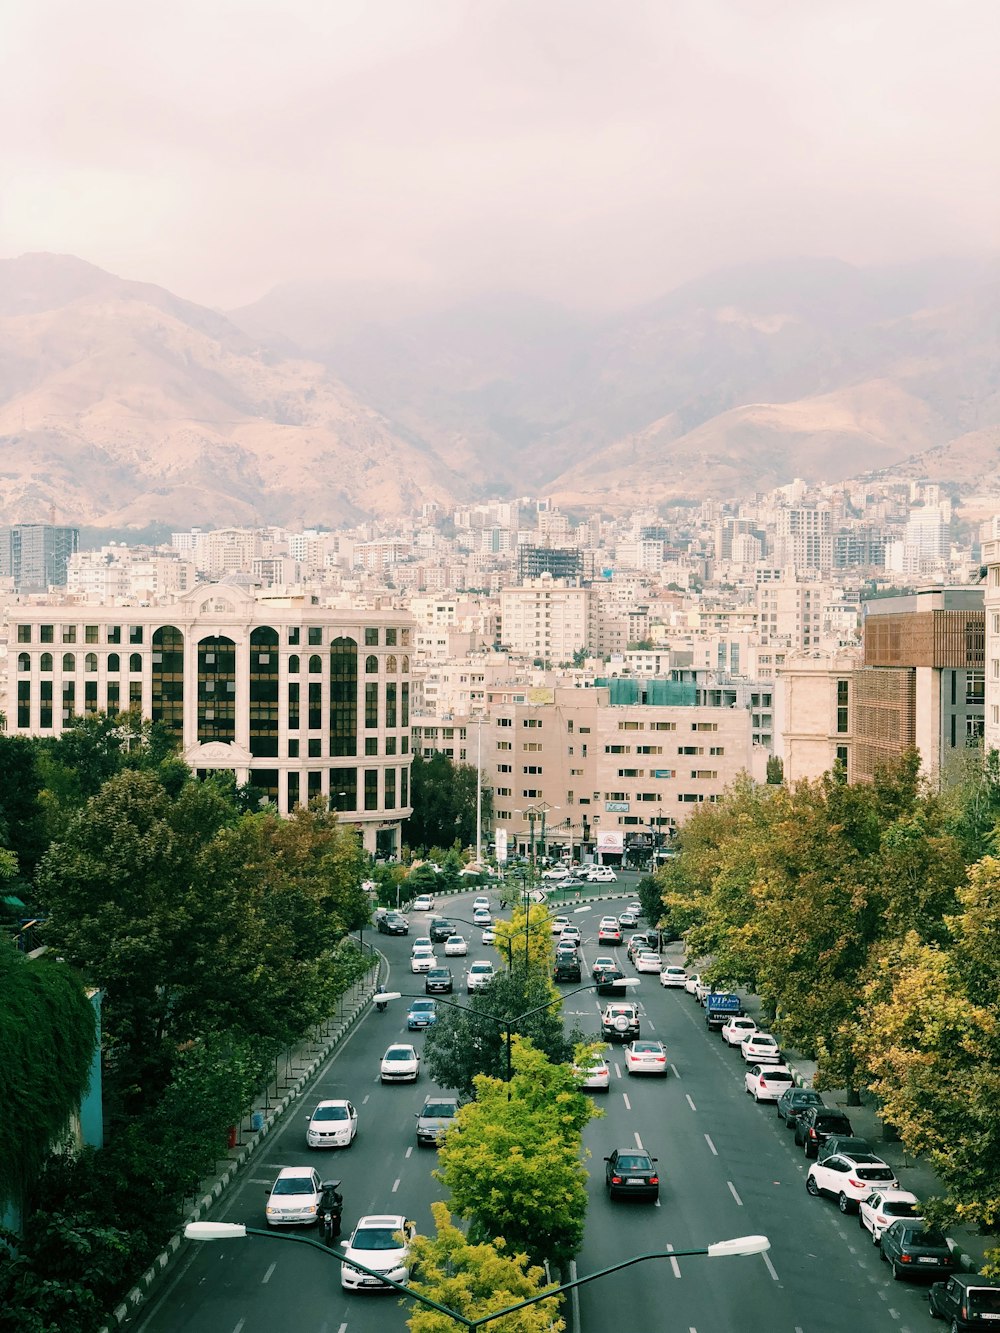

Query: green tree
[[407, 1202, 563, 1333], [765, 755, 784, 784], [406, 753, 491, 853], [0, 733, 48, 882], [435, 1040, 597, 1269]]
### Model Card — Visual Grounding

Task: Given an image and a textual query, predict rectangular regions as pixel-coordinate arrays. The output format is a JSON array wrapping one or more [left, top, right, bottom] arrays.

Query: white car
[[624, 1039, 668, 1076], [599, 915, 620, 930], [306, 1099, 358, 1149], [265, 1166, 323, 1227], [695, 978, 713, 1003], [412, 936, 433, 952], [574, 1051, 611, 1092], [744, 1064, 794, 1102], [721, 1016, 758, 1047], [659, 965, 688, 988], [858, 1189, 923, 1242], [410, 944, 435, 973], [741, 1032, 782, 1064], [589, 866, 618, 882], [472, 896, 491, 912], [684, 973, 702, 996], [481, 926, 496, 944], [559, 925, 582, 947], [340, 1214, 416, 1291], [550, 915, 570, 935], [411, 895, 434, 912], [472, 908, 492, 926], [628, 902, 642, 915], [380, 1044, 420, 1083], [542, 865, 571, 881], [634, 951, 662, 974], [806, 1154, 898, 1213], [444, 934, 468, 956], [466, 960, 495, 992], [617, 911, 639, 929]]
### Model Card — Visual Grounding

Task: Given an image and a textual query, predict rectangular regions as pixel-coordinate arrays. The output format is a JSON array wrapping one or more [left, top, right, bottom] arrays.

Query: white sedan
[[340, 1214, 416, 1291], [858, 1189, 923, 1243], [410, 944, 435, 973], [550, 916, 570, 935], [721, 1016, 758, 1047], [444, 935, 468, 956], [624, 1039, 669, 1076], [466, 960, 495, 992], [574, 1051, 611, 1092], [744, 1064, 794, 1102], [380, 1044, 420, 1083], [589, 866, 618, 882], [684, 973, 702, 996], [659, 965, 688, 987], [473, 908, 492, 926], [411, 895, 434, 913], [741, 1032, 783, 1064], [306, 1099, 358, 1148], [472, 896, 491, 912], [481, 926, 496, 944], [634, 951, 662, 974], [265, 1166, 323, 1227]]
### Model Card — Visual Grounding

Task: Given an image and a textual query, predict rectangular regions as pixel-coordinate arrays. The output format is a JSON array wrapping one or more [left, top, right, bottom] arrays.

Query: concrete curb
[[98, 983, 377, 1331]]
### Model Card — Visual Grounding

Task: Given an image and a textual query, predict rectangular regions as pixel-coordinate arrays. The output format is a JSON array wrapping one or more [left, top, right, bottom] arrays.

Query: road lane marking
[[727, 1181, 743, 1205], [338, 1324, 347, 1333], [614, 1063, 622, 1078], [665, 1244, 682, 1279], [362, 1094, 370, 1104], [232, 1321, 245, 1333], [262, 1263, 276, 1284], [704, 1133, 718, 1156], [670, 1063, 680, 1078], [623, 1093, 632, 1110], [634, 1131, 644, 1149], [761, 1251, 779, 1282], [405, 1146, 413, 1158], [686, 1094, 697, 1111]]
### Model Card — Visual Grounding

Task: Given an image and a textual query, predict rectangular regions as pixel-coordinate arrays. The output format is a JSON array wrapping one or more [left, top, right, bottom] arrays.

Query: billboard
[[495, 828, 508, 863], [596, 829, 625, 853]]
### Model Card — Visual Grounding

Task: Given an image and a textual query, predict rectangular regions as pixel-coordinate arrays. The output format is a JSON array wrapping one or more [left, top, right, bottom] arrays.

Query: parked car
[[879, 1222, 956, 1281], [542, 865, 571, 881], [776, 1087, 825, 1127], [265, 1166, 323, 1227], [602, 1001, 640, 1040], [928, 1274, 1000, 1326], [794, 1106, 855, 1157], [340, 1214, 416, 1291], [406, 999, 437, 1031], [377, 911, 408, 936], [624, 1039, 668, 1076], [744, 1064, 794, 1102], [659, 965, 688, 988], [306, 1099, 358, 1149], [817, 1135, 875, 1164], [444, 934, 468, 957], [379, 1044, 420, 1083], [425, 966, 454, 994], [858, 1188, 923, 1243], [604, 1148, 659, 1200], [721, 1016, 758, 1047], [684, 972, 702, 995], [414, 1096, 459, 1147], [805, 1152, 898, 1212], [740, 1032, 783, 1064]]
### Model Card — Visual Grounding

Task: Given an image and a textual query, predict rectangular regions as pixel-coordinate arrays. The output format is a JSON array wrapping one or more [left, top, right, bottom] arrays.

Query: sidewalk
[[99, 968, 379, 1333], [733, 986, 991, 1275]]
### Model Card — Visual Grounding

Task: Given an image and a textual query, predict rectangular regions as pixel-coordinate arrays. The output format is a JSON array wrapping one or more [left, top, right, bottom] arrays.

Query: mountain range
[[1, 251, 998, 529]]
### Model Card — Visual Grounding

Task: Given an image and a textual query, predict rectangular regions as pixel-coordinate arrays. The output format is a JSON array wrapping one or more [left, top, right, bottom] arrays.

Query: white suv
[[601, 1002, 640, 1041]]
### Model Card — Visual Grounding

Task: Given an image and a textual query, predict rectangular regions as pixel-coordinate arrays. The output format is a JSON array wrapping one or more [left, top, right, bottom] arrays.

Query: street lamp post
[[185, 1223, 770, 1332]]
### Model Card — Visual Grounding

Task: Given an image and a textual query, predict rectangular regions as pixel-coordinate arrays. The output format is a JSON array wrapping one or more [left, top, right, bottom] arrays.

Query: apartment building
[[499, 577, 590, 662], [983, 524, 1000, 756], [6, 583, 414, 856]]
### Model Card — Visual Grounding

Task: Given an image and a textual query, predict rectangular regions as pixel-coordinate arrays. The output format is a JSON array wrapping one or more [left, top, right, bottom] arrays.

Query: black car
[[594, 965, 627, 995], [604, 1148, 659, 1201], [794, 1106, 854, 1158], [776, 1088, 825, 1126], [429, 917, 455, 943], [553, 955, 582, 983], [377, 912, 408, 936], [879, 1222, 956, 1282], [928, 1274, 1000, 1327], [425, 967, 454, 994], [817, 1135, 874, 1164]]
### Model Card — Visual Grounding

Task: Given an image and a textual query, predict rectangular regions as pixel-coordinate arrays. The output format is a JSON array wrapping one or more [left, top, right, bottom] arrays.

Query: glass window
[[85, 653, 98, 672], [62, 625, 77, 644], [17, 625, 31, 643], [308, 627, 322, 646], [288, 681, 300, 729], [288, 739, 299, 757], [62, 653, 75, 672], [309, 654, 322, 673], [386, 628, 397, 646], [288, 654, 300, 674], [17, 653, 30, 672], [197, 636, 236, 744], [329, 637, 358, 757], [366, 655, 379, 673], [40, 653, 52, 673], [129, 653, 143, 672], [129, 626, 143, 644], [107, 625, 122, 644], [364, 768, 379, 810], [386, 654, 397, 673], [366, 681, 379, 729], [365, 736, 378, 755], [249, 626, 279, 757], [40, 625, 54, 643], [40, 681, 53, 728], [400, 766, 409, 808], [309, 681, 322, 730], [107, 653, 120, 673], [385, 768, 396, 809], [365, 627, 379, 646], [386, 682, 397, 729], [836, 679, 849, 734], [401, 655, 409, 672], [308, 738, 322, 758], [287, 627, 300, 645]]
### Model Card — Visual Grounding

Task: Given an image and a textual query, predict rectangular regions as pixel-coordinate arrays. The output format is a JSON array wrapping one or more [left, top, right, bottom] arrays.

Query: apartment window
[[967, 717, 985, 743], [329, 637, 358, 756], [692, 722, 718, 732], [678, 746, 702, 755], [498, 764, 512, 773], [496, 787, 512, 797], [385, 768, 396, 809], [523, 742, 542, 752], [637, 746, 663, 755], [652, 721, 676, 731], [836, 679, 850, 734], [522, 788, 540, 798], [288, 740, 300, 757], [579, 726, 590, 733], [287, 627, 300, 645], [385, 736, 397, 755], [607, 791, 627, 801], [386, 681, 397, 728], [364, 768, 379, 810], [39, 680, 53, 728], [366, 655, 379, 673], [17, 625, 31, 643], [309, 681, 322, 729], [129, 626, 143, 644], [365, 682, 379, 728], [308, 627, 322, 646], [523, 765, 543, 774], [62, 625, 77, 644], [152, 625, 185, 741], [40, 653, 52, 672], [498, 717, 512, 727], [40, 625, 54, 643], [62, 653, 75, 671], [365, 737, 378, 756], [691, 770, 718, 780], [523, 718, 542, 728], [288, 681, 300, 729], [129, 652, 143, 673], [618, 769, 640, 778], [605, 745, 629, 754], [85, 625, 99, 644], [308, 738, 322, 758], [993, 659, 1000, 681], [835, 745, 848, 768], [497, 740, 512, 750], [709, 746, 726, 756], [365, 627, 379, 646], [386, 628, 397, 646], [993, 613, 1000, 635], [678, 793, 704, 803]]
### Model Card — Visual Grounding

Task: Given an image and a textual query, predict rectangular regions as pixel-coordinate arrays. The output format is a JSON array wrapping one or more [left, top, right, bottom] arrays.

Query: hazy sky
[[2, 0, 998, 311]]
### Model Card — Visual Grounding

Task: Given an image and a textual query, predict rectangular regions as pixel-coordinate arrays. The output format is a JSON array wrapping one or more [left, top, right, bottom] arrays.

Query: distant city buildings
[[0, 523, 79, 592]]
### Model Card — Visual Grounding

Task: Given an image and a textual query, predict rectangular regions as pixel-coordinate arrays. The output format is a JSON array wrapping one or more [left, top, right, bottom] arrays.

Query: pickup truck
[[705, 991, 744, 1030]]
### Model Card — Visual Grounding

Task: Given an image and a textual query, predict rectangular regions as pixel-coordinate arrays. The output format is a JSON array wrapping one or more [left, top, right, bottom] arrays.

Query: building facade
[[6, 584, 414, 856], [0, 524, 80, 592]]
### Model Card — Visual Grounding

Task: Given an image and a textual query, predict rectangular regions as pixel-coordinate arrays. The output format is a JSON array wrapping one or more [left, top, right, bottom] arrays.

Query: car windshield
[[313, 1105, 349, 1121], [633, 1043, 661, 1053], [471, 964, 492, 974], [795, 1092, 823, 1104], [385, 1049, 413, 1061], [422, 1103, 456, 1118], [753, 1035, 777, 1046], [272, 1176, 314, 1195], [856, 1166, 895, 1181], [816, 1116, 851, 1131], [410, 1003, 433, 1013], [352, 1228, 404, 1252], [969, 1290, 1000, 1315], [615, 1155, 651, 1171]]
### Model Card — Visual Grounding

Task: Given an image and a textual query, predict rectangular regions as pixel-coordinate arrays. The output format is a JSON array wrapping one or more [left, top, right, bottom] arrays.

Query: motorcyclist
[[317, 1180, 343, 1243], [375, 983, 388, 1013]]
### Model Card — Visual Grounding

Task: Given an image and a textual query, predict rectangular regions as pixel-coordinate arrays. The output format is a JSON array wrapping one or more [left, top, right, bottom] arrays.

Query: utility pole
[[475, 715, 483, 865]]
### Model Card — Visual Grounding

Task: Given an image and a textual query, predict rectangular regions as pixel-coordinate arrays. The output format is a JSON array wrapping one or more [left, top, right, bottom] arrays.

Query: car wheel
[[805, 1175, 820, 1196], [837, 1193, 854, 1214]]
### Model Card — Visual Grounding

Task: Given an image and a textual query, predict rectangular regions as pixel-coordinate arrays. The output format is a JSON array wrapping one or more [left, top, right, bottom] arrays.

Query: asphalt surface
[[133, 881, 944, 1333]]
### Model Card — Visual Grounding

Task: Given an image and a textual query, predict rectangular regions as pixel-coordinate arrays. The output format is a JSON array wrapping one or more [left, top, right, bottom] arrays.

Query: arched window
[[107, 653, 120, 672], [309, 654, 322, 673], [152, 626, 184, 738], [366, 655, 379, 674], [386, 655, 397, 673], [401, 655, 409, 673], [129, 653, 143, 672], [40, 653, 53, 673], [85, 653, 98, 672], [17, 653, 29, 672], [288, 654, 300, 674], [62, 653, 75, 672]]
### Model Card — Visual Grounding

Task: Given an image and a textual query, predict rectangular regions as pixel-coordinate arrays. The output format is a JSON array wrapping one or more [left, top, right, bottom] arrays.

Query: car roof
[[276, 1165, 316, 1180], [314, 1098, 351, 1108], [355, 1214, 407, 1229], [870, 1188, 920, 1202], [950, 1275, 1000, 1290]]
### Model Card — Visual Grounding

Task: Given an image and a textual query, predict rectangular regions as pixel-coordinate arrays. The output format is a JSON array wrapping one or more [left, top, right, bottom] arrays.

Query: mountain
[[0, 254, 461, 528]]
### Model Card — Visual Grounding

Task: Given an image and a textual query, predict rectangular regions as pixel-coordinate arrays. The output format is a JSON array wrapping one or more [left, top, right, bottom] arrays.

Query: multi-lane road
[[134, 885, 939, 1333]]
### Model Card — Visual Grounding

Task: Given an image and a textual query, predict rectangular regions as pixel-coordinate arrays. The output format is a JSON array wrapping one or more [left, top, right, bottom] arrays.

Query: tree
[[406, 753, 491, 853], [407, 1202, 563, 1333], [765, 755, 784, 785], [492, 904, 556, 974], [434, 1040, 597, 1270]]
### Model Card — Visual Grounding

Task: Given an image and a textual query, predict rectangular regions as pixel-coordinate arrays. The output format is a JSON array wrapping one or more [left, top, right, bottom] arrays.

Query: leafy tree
[[0, 733, 48, 882], [492, 904, 555, 974], [434, 1040, 597, 1269], [407, 1202, 563, 1333], [765, 755, 784, 785], [406, 753, 492, 853]]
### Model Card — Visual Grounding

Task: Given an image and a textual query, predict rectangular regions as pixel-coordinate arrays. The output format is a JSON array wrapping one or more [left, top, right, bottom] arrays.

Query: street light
[[184, 1222, 770, 1332]]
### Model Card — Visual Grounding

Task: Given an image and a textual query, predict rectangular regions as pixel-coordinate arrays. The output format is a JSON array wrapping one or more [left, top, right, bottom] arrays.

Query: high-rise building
[[0, 523, 79, 591]]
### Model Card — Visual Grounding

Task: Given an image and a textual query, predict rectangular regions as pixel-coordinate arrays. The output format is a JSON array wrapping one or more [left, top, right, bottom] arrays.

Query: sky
[[2, 0, 999, 312]]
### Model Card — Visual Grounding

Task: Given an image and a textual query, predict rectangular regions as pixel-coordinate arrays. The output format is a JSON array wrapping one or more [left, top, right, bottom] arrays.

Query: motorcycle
[[375, 985, 388, 1014], [317, 1180, 343, 1244]]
